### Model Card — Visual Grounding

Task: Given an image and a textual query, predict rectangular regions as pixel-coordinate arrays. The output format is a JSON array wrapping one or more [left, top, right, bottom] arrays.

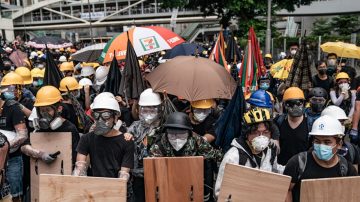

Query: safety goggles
[[285, 100, 304, 107], [193, 108, 211, 115], [92, 111, 114, 120], [0, 85, 16, 93], [139, 106, 160, 114], [167, 130, 188, 140], [310, 97, 326, 104]]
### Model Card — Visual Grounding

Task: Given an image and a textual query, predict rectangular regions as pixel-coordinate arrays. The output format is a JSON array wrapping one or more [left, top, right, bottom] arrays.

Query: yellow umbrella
[[320, 41, 360, 59], [270, 59, 293, 80]]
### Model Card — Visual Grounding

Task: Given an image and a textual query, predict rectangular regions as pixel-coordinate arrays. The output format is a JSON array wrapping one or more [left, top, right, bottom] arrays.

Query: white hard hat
[[95, 66, 109, 85], [309, 115, 345, 137], [79, 78, 93, 86], [81, 66, 95, 77], [321, 105, 348, 120], [138, 88, 162, 106], [59, 55, 67, 62], [91, 92, 120, 113], [30, 51, 38, 59]]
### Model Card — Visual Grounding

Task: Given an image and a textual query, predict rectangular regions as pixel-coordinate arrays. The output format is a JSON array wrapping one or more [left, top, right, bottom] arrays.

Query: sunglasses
[[285, 100, 304, 107], [92, 111, 114, 120]]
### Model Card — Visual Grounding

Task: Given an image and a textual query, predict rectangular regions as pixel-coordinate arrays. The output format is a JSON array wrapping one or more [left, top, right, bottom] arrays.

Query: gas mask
[[251, 135, 270, 152], [139, 106, 161, 125], [193, 108, 211, 122], [92, 111, 115, 136], [38, 107, 63, 130], [285, 100, 304, 117], [167, 130, 189, 151]]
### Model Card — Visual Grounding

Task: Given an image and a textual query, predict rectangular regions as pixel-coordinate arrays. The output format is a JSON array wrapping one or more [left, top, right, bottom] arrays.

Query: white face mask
[[193, 109, 211, 122], [169, 138, 187, 151], [251, 135, 270, 152], [290, 50, 297, 55], [328, 59, 336, 66]]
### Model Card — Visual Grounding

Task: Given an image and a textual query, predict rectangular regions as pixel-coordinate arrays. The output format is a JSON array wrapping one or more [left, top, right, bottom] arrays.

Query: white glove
[[339, 83, 350, 93]]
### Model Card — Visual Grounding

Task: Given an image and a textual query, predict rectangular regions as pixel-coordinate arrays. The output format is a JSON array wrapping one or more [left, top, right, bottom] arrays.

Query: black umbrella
[[285, 39, 312, 92], [27, 36, 72, 49], [71, 43, 106, 62], [215, 84, 246, 152], [225, 35, 241, 64], [43, 49, 64, 88], [103, 51, 122, 96], [119, 37, 145, 99], [163, 43, 205, 59]]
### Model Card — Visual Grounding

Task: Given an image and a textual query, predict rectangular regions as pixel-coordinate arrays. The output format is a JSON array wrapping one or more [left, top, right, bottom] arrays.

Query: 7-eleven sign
[[140, 36, 160, 51]]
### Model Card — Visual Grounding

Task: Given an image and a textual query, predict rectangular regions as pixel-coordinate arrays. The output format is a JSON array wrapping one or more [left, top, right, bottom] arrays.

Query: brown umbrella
[[146, 56, 236, 101]]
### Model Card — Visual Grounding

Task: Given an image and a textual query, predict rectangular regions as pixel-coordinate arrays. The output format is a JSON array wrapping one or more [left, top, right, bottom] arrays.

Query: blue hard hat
[[247, 89, 273, 108]]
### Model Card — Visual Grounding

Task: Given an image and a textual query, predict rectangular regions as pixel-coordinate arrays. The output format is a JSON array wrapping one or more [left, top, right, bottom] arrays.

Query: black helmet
[[308, 87, 328, 99], [163, 112, 193, 130]]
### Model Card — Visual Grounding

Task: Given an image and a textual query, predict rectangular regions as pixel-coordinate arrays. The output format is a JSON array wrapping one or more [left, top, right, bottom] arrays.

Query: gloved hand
[[348, 129, 359, 143], [40, 151, 56, 164]]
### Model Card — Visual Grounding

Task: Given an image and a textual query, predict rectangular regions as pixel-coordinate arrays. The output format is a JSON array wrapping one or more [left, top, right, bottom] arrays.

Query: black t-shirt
[[37, 120, 80, 165], [76, 132, 135, 178], [311, 75, 334, 94], [0, 101, 26, 157], [61, 103, 78, 127], [278, 117, 309, 165], [284, 152, 358, 202]]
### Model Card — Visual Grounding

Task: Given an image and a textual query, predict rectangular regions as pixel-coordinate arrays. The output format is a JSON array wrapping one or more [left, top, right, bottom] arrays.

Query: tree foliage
[[311, 18, 332, 37], [330, 15, 359, 36]]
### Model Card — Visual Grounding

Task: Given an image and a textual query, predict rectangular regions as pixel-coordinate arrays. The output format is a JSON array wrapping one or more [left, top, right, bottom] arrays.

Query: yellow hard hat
[[191, 99, 215, 109], [243, 107, 271, 125], [336, 72, 350, 81], [59, 62, 74, 72], [1, 72, 24, 86], [59, 48, 65, 52], [283, 87, 305, 101], [15, 67, 33, 85], [82, 62, 99, 68], [34, 86, 63, 107], [31, 68, 45, 78], [265, 53, 272, 59], [59, 77, 82, 92], [37, 51, 43, 55]]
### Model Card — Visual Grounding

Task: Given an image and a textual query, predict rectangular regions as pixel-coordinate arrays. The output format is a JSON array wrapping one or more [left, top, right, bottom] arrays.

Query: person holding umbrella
[[189, 99, 218, 201]]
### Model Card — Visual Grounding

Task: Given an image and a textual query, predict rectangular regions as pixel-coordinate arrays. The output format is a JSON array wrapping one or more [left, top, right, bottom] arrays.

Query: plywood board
[[30, 132, 72, 202], [144, 156, 204, 202], [300, 176, 360, 202], [218, 163, 291, 202], [39, 174, 127, 202]]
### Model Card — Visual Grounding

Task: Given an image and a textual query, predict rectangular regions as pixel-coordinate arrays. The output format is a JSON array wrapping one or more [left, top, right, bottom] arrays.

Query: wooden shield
[[300, 176, 360, 202], [30, 132, 72, 202], [39, 174, 127, 202], [218, 163, 291, 202], [144, 156, 204, 202]]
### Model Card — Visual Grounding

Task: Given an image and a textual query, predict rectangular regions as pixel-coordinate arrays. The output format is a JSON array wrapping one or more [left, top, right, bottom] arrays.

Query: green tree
[[311, 18, 332, 37], [159, 0, 316, 33], [330, 15, 360, 36]]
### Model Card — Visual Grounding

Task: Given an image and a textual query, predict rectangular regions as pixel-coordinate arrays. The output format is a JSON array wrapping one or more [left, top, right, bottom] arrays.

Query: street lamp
[[265, 0, 272, 54]]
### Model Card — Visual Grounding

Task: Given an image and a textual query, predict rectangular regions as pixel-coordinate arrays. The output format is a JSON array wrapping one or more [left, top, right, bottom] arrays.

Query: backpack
[[0, 133, 9, 187], [237, 147, 276, 168], [297, 151, 348, 181]]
